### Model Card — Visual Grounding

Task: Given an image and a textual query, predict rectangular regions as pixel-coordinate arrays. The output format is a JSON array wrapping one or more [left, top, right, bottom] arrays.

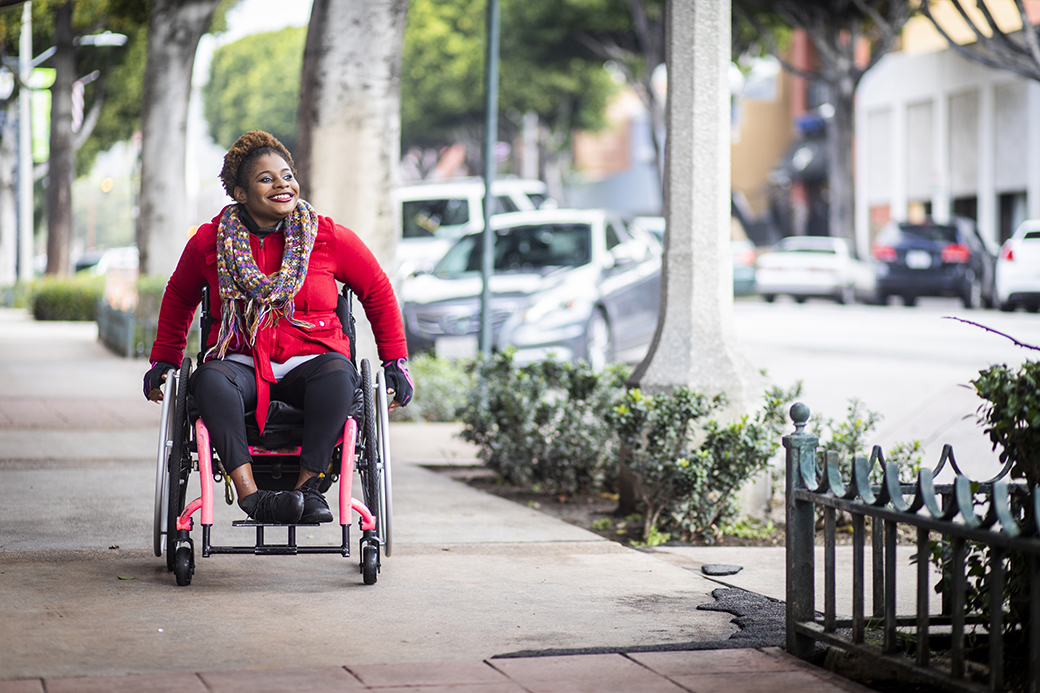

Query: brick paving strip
[[0, 398, 158, 429], [0, 649, 872, 693]]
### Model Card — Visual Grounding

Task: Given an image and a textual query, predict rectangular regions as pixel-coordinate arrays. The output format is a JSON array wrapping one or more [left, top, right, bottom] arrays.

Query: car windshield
[[885, 224, 958, 244], [402, 198, 470, 238], [434, 223, 593, 276]]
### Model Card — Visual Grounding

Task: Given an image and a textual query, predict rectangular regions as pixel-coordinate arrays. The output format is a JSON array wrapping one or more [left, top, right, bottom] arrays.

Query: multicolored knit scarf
[[208, 199, 319, 359]]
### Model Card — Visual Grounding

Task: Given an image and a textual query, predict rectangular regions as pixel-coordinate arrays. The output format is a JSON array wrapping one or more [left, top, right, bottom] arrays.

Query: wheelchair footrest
[[232, 520, 321, 527], [202, 523, 351, 558]]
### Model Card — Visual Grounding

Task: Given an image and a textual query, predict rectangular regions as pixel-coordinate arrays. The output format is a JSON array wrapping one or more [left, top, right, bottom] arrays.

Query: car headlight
[[522, 295, 578, 324]]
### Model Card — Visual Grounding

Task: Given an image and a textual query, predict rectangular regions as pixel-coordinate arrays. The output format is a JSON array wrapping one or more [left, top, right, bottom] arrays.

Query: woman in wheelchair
[[143, 130, 413, 526]]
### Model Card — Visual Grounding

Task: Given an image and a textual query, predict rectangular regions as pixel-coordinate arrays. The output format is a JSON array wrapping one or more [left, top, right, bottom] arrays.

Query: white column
[[1028, 82, 1040, 220], [977, 82, 996, 245], [932, 92, 951, 223], [854, 92, 869, 256], [891, 99, 907, 223], [628, 0, 758, 409]]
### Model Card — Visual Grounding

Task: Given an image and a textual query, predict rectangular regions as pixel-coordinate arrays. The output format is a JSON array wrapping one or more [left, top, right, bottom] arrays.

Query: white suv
[[395, 178, 552, 280]]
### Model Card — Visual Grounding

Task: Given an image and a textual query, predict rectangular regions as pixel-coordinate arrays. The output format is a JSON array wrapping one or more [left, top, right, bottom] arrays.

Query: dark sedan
[[398, 209, 661, 369], [872, 218, 996, 308]]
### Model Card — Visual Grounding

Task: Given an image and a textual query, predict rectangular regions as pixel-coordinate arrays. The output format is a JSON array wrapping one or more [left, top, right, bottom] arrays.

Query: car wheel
[[762, 294, 776, 303], [962, 274, 982, 309], [902, 295, 917, 307], [999, 300, 1014, 312], [837, 284, 855, 305], [1028, 303, 1040, 314], [584, 310, 612, 373], [794, 295, 807, 304]]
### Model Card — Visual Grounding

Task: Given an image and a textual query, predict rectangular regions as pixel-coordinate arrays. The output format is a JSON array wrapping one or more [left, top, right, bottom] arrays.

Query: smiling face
[[233, 152, 301, 228]]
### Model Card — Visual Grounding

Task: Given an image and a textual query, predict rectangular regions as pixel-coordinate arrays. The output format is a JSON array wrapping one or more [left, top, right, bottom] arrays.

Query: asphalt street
[[732, 296, 1040, 482]]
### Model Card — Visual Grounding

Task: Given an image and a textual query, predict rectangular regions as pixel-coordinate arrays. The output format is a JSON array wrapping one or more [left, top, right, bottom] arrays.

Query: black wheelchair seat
[[243, 387, 366, 451]]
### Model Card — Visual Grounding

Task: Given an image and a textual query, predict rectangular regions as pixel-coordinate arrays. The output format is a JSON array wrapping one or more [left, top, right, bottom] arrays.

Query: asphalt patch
[[493, 586, 785, 658]]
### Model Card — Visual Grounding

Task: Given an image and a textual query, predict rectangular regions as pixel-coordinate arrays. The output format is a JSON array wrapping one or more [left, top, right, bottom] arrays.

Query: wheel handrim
[[153, 374, 175, 557], [376, 370, 393, 557]]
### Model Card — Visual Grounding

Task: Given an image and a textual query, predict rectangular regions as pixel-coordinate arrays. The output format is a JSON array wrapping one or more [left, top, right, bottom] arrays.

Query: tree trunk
[[136, 0, 219, 277], [296, 0, 407, 358], [828, 84, 856, 255], [45, 2, 75, 276]]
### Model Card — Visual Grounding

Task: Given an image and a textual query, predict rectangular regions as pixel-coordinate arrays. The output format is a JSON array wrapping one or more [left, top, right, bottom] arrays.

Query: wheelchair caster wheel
[[362, 544, 379, 585], [174, 546, 194, 586]]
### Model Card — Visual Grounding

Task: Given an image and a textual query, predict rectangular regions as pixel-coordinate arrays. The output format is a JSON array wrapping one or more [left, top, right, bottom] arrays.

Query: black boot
[[239, 489, 304, 524], [299, 476, 333, 524]]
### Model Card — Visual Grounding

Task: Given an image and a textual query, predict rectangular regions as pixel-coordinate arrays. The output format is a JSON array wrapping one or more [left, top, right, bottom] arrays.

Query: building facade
[[856, 37, 1040, 257]]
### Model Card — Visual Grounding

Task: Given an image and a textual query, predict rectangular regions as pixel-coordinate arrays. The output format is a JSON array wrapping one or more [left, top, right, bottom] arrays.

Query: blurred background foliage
[[203, 25, 305, 153]]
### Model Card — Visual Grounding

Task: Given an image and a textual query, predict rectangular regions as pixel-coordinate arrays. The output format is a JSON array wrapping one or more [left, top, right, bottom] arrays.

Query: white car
[[395, 178, 553, 280], [756, 236, 876, 304], [996, 219, 1040, 312]]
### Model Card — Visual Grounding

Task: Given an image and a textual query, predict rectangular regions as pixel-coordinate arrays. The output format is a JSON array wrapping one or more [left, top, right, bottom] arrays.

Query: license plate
[[435, 335, 478, 360], [905, 250, 932, 269]]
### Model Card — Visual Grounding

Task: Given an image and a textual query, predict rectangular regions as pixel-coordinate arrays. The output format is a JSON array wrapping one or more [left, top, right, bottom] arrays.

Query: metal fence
[[96, 301, 194, 358], [784, 402, 1040, 693], [96, 300, 139, 357]]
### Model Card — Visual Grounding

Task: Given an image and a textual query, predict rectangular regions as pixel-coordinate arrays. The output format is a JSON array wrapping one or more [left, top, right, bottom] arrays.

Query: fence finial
[[790, 402, 810, 432]]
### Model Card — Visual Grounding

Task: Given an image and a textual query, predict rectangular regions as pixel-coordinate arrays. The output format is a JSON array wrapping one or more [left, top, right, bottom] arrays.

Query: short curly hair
[[219, 130, 296, 198]]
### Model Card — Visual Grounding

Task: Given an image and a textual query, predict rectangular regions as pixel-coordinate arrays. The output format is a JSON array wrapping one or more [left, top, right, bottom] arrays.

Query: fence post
[[784, 402, 818, 659]]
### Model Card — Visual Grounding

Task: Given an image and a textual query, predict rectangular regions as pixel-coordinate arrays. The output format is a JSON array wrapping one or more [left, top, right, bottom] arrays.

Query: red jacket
[[150, 207, 407, 429]]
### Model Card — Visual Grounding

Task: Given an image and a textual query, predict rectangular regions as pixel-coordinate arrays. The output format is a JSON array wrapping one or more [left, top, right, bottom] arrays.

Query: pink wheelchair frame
[[153, 287, 393, 587]]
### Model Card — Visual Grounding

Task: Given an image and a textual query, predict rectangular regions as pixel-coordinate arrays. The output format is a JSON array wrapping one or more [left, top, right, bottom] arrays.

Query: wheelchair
[[151, 286, 394, 586]]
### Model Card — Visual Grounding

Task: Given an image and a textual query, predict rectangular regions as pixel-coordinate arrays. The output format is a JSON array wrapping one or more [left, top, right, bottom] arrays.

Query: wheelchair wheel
[[174, 545, 194, 586], [375, 370, 395, 557], [359, 359, 381, 524], [166, 358, 192, 572], [362, 543, 379, 585]]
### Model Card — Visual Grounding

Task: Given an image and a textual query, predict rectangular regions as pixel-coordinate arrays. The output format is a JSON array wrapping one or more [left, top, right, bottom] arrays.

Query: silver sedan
[[398, 209, 661, 368]]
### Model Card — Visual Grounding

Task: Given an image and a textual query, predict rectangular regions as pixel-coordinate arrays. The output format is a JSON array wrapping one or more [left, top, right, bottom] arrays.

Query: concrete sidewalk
[[0, 309, 867, 692]]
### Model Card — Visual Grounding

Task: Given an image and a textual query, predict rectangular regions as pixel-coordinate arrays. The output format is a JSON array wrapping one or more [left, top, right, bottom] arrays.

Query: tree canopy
[[0, 1, 146, 176], [200, 0, 620, 169], [400, 0, 618, 152], [203, 24, 306, 153]]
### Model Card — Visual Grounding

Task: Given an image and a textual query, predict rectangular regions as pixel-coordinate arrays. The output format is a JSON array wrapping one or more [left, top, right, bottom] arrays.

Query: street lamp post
[[13, 3, 126, 280], [17, 1, 31, 281], [479, 0, 500, 357]]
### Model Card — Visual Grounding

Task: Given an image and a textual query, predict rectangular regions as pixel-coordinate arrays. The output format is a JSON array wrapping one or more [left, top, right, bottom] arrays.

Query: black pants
[[189, 353, 359, 474]]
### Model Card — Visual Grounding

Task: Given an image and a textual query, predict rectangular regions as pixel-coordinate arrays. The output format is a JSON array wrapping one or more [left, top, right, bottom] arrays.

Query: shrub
[[31, 276, 104, 321], [812, 397, 922, 485], [971, 361, 1040, 486], [459, 351, 629, 495], [390, 353, 477, 422], [607, 383, 799, 542]]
